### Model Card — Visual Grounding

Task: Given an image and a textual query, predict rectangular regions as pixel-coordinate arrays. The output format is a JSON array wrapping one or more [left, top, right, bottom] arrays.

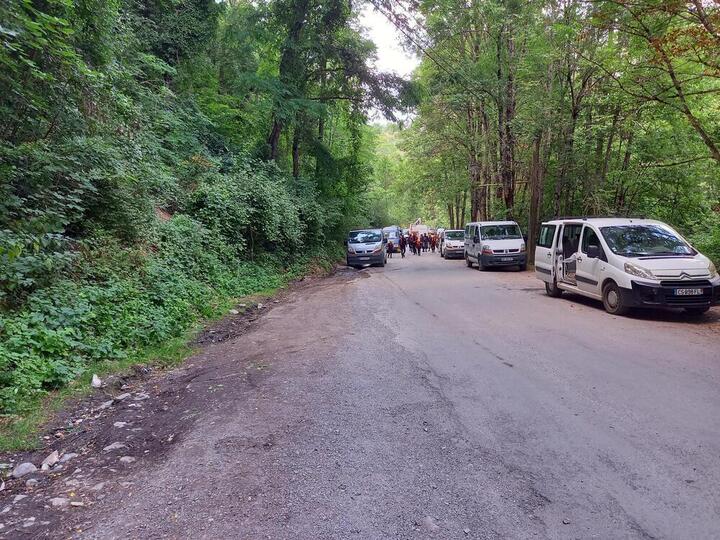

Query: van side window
[[537, 225, 556, 248], [561, 224, 583, 257], [581, 227, 600, 253]]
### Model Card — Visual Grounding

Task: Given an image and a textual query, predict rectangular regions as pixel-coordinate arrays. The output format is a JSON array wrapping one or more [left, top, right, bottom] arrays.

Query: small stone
[[133, 392, 150, 401], [13, 494, 27, 503], [463, 528, 470, 535], [239, 303, 247, 308], [229, 309, 239, 315], [421, 516, 440, 532], [50, 497, 69, 507], [0, 463, 12, 470], [119, 481, 133, 488], [562, 519, 571, 525], [102, 442, 127, 453], [115, 393, 131, 401], [91, 374, 102, 388], [90, 482, 106, 491], [97, 400, 114, 410], [25, 478, 38, 488], [41, 450, 60, 470], [59, 452, 78, 463], [12, 462, 37, 478], [70, 501, 85, 507], [113, 422, 128, 428], [257, 303, 264, 309], [119, 456, 136, 464]]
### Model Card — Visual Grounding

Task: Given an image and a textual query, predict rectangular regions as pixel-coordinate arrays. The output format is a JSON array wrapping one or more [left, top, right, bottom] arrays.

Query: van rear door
[[534, 223, 557, 283]]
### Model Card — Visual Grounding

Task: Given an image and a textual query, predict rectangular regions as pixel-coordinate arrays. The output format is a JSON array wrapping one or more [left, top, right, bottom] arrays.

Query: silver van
[[464, 221, 527, 271], [346, 229, 387, 268]]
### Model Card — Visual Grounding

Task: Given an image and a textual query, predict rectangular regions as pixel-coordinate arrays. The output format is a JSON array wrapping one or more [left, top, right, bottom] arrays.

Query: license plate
[[500, 257, 513, 262], [359, 257, 369, 261], [675, 288, 703, 296]]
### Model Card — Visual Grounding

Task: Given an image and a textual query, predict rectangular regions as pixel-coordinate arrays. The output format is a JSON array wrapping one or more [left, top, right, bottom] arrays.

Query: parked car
[[346, 229, 387, 268], [534, 217, 720, 315], [382, 225, 402, 253], [464, 221, 527, 270], [440, 229, 465, 259]]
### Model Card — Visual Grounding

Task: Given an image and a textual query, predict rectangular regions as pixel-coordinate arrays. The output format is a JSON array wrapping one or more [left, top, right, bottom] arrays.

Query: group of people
[[388, 233, 437, 258]]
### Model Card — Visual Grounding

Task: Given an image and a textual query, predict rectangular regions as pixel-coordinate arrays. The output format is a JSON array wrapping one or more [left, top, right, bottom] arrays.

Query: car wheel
[[466, 255, 473, 267], [545, 279, 563, 298], [602, 281, 629, 315], [476, 258, 485, 271], [684, 306, 710, 316]]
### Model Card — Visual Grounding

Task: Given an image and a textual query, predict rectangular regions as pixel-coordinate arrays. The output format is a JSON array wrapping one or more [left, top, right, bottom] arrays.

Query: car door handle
[[576, 256, 583, 262], [546, 253, 551, 258]]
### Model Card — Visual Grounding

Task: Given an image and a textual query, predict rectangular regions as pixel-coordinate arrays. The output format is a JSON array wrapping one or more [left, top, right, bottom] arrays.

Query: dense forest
[[1, 0, 719, 427], [0, 0, 411, 421], [368, 0, 720, 258]]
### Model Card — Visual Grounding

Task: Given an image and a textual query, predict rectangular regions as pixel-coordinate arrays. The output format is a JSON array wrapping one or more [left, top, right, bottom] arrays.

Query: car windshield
[[445, 231, 464, 239], [600, 225, 694, 257], [348, 231, 381, 243], [480, 225, 522, 240]]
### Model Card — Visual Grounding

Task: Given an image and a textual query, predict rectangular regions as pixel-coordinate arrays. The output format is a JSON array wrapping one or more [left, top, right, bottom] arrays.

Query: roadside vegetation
[[0, 0, 412, 434]]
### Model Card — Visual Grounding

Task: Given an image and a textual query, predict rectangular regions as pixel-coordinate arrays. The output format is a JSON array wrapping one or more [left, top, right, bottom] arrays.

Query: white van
[[464, 221, 527, 271], [534, 217, 719, 315]]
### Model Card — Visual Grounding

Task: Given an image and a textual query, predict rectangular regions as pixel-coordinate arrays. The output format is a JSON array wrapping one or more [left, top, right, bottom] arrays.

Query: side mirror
[[343, 239, 348, 246], [586, 245, 600, 259], [473, 235, 480, 243]]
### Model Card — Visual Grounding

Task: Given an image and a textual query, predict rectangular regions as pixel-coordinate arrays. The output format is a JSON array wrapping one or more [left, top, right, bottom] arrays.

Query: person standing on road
[[399, 235, 406, 258], [430, 235, 437, 253], [386, 239, 394, 259]]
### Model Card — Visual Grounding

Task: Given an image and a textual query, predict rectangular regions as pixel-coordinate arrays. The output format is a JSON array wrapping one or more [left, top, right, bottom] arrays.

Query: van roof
[[541, 217, 663, 227], [465, 221, 519, 226]]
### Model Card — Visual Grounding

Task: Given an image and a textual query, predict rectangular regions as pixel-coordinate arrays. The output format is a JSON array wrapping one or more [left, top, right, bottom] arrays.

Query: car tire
[[602, 281, 629, 315], [684, 306, 710, 316], [476, 258, 485, 271], [545, 279, 563, 298], [466, 255, 473, 267]]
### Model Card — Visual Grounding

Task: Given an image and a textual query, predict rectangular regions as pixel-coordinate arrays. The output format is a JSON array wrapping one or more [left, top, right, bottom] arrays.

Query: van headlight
[[347, 245, 355, 254], [624, 262, 655, 279], [372, 244, 383, 253], [709, 261, 718, 279], [520, 243, 526, 252]]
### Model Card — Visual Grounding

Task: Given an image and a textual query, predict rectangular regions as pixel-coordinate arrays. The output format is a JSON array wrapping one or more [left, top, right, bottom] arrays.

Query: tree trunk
[[292, 128, 300, 178], [527, 130, 545, 258], [265, 0, 310, 162]]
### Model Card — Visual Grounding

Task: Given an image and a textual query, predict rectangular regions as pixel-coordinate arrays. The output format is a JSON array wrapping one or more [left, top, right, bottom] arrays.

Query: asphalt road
[[78, 252, 720, 539]]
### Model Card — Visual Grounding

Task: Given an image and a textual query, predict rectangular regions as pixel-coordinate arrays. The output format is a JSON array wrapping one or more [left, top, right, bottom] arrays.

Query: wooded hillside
[[0, 0, 409, 419]]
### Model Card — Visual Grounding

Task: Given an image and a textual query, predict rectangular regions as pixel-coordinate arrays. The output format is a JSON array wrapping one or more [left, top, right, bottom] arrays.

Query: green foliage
[[0, 0, 381, 418]]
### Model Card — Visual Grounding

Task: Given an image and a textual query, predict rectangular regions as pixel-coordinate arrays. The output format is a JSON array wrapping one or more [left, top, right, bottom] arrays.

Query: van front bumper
[[623, 279, 720, 308], [347, 252, 385, 266], [479, 253, 527, 267]]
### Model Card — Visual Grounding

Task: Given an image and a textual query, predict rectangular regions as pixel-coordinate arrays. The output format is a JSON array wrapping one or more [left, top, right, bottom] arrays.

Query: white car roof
[[466, 221, 519, 226], [541, 217, 666, 227]]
